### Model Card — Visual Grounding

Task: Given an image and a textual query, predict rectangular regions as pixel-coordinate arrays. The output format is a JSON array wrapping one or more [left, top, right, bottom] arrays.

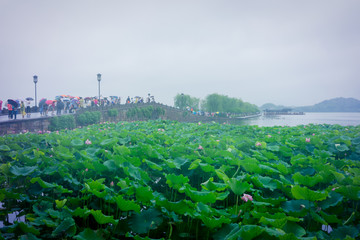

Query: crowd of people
[[0, 94, 156, 120]]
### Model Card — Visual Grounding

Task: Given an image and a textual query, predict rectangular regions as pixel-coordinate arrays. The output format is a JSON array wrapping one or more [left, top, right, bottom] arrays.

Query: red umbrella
[[45, 100, 54, 105]]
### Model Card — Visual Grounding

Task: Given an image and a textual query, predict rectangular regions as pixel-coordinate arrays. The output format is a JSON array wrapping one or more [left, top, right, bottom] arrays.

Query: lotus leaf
[[16, 222, 40, 236], [70, 138, 84, 147], [90, 209, 118, 225], [74, 228, 105, 240], [0, 144, 10, 151], [282, 222, 306, 237], [185, 188, 217, 204], [213, 223, 241, 240], [129, 207, 163, 234], [292, 172, 324, 187], [239, 225, 264, 240], [10, 165, 37, 176], [291, 185, 328, 202], [200, 215, 231, 229], [201, 177, 227, 191], [143, 159, 162, 171], [51, 217, 76, 237], [228, 178, 251, 195], [136, 186, 154, 203], [335, 185, 360, 200], [166, 173, 189, 191]]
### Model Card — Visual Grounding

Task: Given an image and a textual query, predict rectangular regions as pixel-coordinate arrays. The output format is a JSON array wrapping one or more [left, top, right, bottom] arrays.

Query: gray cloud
[[1, 0, 359, 107]]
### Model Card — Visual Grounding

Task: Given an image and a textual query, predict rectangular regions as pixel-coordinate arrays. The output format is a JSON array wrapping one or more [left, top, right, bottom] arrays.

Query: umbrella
[[39, 98, 47, 106], [84, 97, 92, 100], [62, 98, 70, 102], [110, 96, 118, 99], [26, 97, 34, 101], [60, 94, 68, 97], [45, 100, 54, 105], [7, 99, 19, 108], [55, 96, 62, 100]]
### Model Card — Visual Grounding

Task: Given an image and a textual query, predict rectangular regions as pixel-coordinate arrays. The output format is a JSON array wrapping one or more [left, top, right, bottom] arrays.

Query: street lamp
[[33, 75, 38, 110], [97, 73, 101, 103]]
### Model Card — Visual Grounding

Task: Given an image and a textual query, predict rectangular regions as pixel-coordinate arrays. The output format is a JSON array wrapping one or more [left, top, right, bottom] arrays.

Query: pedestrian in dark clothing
[[13, 106, 17, 119], [57, 100, 64, 115]]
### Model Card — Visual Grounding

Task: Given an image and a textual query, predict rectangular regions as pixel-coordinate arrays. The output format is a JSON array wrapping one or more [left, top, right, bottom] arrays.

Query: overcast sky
[[1, 0, 359, 107]]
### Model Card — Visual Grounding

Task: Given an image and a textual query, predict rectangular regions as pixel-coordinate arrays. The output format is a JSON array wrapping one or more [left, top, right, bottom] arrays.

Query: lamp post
[[33, 75, 38, 111], [97, 73, 101, 103]]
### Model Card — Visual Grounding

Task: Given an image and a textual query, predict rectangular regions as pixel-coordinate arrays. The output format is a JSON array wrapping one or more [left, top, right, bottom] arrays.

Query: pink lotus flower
[[255, 142, 262, 146], [306, 138, 311, 143], [241, 193, 253, 202], [312, 133, 315, 136], [85, 139, 92, 145], [85, 168, 88, 172], [110, 181, 114, 187], [267, 135, 272, 138], [198, 145, 204, 150]]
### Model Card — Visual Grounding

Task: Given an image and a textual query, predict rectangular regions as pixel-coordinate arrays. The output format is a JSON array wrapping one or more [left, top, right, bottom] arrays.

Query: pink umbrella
[[45, 100, 54, 105]]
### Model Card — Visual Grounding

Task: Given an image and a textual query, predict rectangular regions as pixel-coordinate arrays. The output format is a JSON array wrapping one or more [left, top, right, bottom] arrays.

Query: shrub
[[108, 109, 118, 117], [126, 106, 165, 120], [76, 111, 101, 126], [48, 115, 76, 131]]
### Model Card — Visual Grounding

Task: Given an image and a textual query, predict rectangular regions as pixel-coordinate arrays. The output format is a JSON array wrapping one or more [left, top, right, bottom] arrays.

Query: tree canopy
[[174, 93, 259, 114], [202, 93, 259, 114], [174, 93, 200, 111]]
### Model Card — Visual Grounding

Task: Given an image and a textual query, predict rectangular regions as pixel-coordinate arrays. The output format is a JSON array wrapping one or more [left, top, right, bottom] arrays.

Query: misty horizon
[[1, 1, 360, 107]]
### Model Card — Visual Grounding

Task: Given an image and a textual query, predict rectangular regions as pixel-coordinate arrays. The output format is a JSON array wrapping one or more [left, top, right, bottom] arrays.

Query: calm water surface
[[241, 112, 360, 127]]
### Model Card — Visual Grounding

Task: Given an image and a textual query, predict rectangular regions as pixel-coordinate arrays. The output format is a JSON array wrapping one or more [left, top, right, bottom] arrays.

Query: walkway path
[[0, 112, 72, 123]]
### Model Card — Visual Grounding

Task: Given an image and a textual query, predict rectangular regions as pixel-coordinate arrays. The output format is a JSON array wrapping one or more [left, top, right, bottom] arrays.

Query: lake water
[[240, 112, 360, 127]]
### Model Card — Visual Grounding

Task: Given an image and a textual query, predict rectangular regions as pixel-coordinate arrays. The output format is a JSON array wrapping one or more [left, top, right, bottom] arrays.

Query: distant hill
[[259, 103, 289, 111], [260, 97, 360, 112], [294, 97, 360, 112]]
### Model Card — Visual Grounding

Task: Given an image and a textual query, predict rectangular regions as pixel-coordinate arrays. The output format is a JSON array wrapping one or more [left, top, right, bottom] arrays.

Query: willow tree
[[202, 93, 259, 113], [174, 93, 200, 111]]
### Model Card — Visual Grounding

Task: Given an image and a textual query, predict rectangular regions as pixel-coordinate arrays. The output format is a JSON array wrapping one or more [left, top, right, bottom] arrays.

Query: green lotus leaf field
[[0, 120, 359, 239]]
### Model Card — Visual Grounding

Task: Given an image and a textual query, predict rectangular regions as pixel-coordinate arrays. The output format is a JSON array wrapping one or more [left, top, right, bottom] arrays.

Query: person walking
[[26, 100, 31, 118], [13, 105, 17, 120], [56, 100, 63, 115], [20, 101, 26, 118], [7, 102, 13, 119]]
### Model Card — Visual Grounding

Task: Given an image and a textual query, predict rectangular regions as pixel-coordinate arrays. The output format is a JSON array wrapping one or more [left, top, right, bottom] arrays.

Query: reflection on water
[[240, 112, 360, 127]]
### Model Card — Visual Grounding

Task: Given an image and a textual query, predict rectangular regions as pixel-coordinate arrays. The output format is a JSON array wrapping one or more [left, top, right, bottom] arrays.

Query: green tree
[[174, 93, 200, 111], [202, 93, 259, 114]]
